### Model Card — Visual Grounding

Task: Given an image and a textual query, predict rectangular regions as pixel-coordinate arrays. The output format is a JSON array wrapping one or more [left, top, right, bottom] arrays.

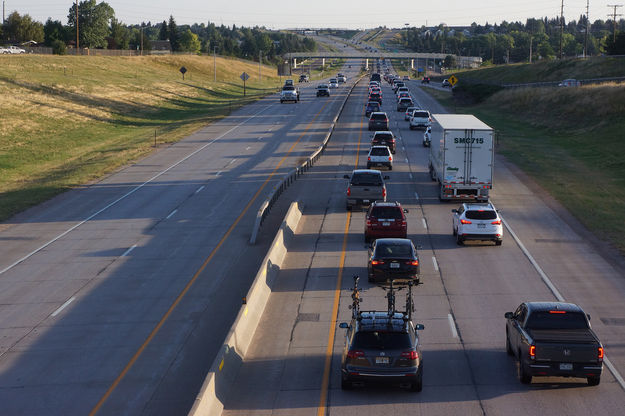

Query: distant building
[[151, 40, 171, 54]]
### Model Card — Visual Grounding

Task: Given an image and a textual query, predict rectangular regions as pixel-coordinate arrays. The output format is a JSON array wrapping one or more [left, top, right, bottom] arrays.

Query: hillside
[[0, 55, 283, 221]]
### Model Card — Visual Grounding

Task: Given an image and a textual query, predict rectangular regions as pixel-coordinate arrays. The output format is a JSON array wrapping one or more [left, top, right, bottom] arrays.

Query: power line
[[607, 4, 624, 42]]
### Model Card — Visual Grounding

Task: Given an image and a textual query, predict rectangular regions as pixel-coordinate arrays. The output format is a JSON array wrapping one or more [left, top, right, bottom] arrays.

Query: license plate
[[560, 363, 573, 371], [382, 222, 390, 226], [375, 356, 389, 364], [390, 263, 400, 268], [477, 224, 486, 228]]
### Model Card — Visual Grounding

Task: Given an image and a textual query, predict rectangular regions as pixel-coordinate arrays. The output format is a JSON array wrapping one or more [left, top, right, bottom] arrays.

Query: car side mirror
[[415, 324, 425, 330], [451, 209, 458, 213], [383, 175, 390, 180], [343, 175, 350, 179], [504, 312, 514, 319], [587, 313, 591, 321], [339, 322, 349, 329], [403, 209, 409, 213]]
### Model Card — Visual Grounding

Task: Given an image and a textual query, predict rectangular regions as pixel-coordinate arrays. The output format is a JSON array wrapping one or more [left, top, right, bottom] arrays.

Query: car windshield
[[525, 311, 589, 330], [352, 331, 411, 350], [370, 207, 402, 219], [351, 173, 383, 186], [375, 242, 412, 258], [465, 210, 497, 220], [413, 111, 429, 118], [370, 147, 389, 156]]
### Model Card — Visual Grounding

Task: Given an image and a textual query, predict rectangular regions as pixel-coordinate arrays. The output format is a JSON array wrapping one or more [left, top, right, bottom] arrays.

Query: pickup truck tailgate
[[530, 329, 600, 362]]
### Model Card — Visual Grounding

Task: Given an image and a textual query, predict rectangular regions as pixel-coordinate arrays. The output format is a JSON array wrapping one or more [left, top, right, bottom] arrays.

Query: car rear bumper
[[347, 197, 385, 207], [370, 267, 419, 282], [342, 367, 420, 385], [366, 229, 407, 240], [458, 233, 502, 242], [526, 362, 603, 378]]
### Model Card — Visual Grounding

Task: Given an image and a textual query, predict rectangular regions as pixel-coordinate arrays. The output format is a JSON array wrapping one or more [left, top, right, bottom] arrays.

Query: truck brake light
[[382, 188, 386, 198], [347, 187, 351, 196], [529, 345, 536, 359], [598, 347, 604, 361]]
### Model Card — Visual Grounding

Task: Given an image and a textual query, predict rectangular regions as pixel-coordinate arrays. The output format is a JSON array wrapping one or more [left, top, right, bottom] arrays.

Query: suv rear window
[[374, 133, 393, 140], [465, 210, 497, 220], [413, 111, 429, 118], [399, 98, 412, 103], [351, 172, 383, 186], [370, 147, 390, 156], [370, 113, 387, 120], [525, 311, 589, 330], [370, 206, 402, 219], [352, 331, 411, 349], [375, 242, 412, 257]]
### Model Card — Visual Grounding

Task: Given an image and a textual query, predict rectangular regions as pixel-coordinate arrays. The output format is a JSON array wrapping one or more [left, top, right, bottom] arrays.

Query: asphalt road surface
[[221, 63, 625, 416], [0, 61, 362, 415]]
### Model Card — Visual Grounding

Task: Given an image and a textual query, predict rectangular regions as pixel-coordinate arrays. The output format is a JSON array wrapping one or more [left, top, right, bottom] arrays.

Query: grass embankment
[[0, 55, 284, 221], [424, 64, 625, 254]]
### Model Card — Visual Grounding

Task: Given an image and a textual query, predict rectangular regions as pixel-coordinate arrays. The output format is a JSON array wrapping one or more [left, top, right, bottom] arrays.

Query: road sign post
[[448, 75, 458, 87], [240, 72, 250, 96]]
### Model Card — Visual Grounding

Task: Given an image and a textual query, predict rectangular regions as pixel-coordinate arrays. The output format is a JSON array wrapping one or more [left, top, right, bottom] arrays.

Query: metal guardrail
[[249, 74, 365, 244]]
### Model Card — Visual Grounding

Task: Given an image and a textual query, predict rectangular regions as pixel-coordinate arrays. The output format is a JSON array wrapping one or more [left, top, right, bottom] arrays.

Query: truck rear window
[[352, 331, 411, 350], [525, 311, 589, 330], [465, 210, 497, 220], [351, 173, 383, 186]]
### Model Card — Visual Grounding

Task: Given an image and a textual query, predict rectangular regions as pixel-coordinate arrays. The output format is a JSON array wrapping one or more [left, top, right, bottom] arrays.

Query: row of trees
[[0, 0, 316, 62], [400, 17, 625, 64]]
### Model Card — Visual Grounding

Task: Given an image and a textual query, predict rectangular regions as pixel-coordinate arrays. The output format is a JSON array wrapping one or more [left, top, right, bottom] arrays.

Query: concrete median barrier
[[188, 201, 303, 416]]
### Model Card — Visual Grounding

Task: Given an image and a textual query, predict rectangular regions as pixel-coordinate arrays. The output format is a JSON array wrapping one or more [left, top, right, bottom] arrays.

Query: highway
[[221, 62, 625, 415], [0, 57, 362, 414]]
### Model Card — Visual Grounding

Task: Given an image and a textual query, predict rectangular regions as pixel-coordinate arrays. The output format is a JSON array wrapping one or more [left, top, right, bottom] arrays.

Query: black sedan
[[368, 238, 420, 283]]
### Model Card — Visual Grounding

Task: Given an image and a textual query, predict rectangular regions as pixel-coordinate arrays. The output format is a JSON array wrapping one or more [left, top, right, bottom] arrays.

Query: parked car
[[344, 169, 389, 210], [339, 311, 424, 391], [371, 131, 396, 153], [4, 45, 26, 54], [505, 302, 603, 385], [367, 238, 420, 283], [409, 110, 431, 130], [452, 202, 503, 245], [397, 97, 413, 112], [316, 84, 330, 97], [365, 201, 408, 242], [368, 112, 389, 131], [367, 145, 393, 170]]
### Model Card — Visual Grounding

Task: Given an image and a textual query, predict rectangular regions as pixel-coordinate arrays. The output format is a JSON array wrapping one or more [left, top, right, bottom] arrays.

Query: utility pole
[[559, 0, 564, 59], [140, 23, 144, 56], [529, 35, 533, 63], [607, 4, 624, 42], [75, 0, 79, 54], [584, 0, 590, 57], [259, 50, 262, 81]]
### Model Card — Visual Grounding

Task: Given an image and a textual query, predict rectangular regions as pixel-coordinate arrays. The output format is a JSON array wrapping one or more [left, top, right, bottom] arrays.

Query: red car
[[365, 201, 408, 243]]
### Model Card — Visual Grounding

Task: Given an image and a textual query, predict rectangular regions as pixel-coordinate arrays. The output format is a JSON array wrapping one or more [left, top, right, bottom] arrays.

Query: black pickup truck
[[505, 302, 603, 385]]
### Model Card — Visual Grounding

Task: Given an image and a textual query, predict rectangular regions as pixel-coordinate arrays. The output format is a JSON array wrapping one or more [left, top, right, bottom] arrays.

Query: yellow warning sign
[[448, 75, 458, 86]]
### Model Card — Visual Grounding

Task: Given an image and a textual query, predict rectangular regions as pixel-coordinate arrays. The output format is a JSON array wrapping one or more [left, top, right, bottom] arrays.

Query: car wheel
[[410, 365, 423, 392], [368, 271, 374, 282], [519, 356, 532, 384], [506, 330, 513, 356], [495, 240, 503, 246], [456, 234, 464, 246], [587, 376, 601, 386]]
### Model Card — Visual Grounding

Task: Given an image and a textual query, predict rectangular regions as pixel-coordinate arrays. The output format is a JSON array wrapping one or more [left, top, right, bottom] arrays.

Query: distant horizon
[[8, 0, 610, 30]]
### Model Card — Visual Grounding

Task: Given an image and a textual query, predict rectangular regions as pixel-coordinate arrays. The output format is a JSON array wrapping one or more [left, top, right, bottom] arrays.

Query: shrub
[[52, 39, 66, 55]]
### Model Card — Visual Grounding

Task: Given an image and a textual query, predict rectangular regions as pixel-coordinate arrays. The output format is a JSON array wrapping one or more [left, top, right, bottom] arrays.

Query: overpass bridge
[[284, 52, 482, 70]]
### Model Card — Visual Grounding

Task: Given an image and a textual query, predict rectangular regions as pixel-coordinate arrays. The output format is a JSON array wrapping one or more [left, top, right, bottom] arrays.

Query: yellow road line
[[317, 83, 364, 416], [89, 98, 333, 416]]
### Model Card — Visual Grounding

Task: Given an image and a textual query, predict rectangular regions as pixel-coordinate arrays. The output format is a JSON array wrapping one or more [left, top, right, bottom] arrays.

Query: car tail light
[[549, 310, 566, 314], [371, 260, 384, 265], [401, 220, 407, 226], [491, 220, 501, 225], [382, 188, 386, 198], [401, 351, 418, 360], [388, 157, 392, 161], [598, 347, 604, 361], [407, 260, 419, 266], [368, 156, 371, 161], [347, 350, 365, 359], [529, 345, 536, 359], [460, 219, 472, 224], [366, 220, 372, 226], [347, 187, 351, 196]]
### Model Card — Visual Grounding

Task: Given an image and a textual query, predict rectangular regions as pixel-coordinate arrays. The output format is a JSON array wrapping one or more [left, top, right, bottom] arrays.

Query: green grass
[[0, 55, 285, 221], [421, 79, 625, 255]]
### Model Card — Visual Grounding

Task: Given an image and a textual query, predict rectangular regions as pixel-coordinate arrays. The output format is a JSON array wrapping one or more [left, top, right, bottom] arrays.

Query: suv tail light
[[460, 219, 472, 224], [491, 219, 501, 225], [598, 347, 604, 361], [401, 351, 418, 360], [401, 220, 407, 226], [371, 260, 384, 265], [347, 187, 351, 196], [382, 188, 386, 198], [529, 345, 536, 359], [366, 219, 372, 226], [388, 156, 392, 161], [347, 350, 365, 359], [368, 156, 371, 161], [407, 260, 419, 266]]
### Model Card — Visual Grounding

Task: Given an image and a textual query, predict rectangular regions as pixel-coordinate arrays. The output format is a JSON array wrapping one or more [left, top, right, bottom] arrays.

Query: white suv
[[366, 145, 393, 170], [452, 202, 503, 245]]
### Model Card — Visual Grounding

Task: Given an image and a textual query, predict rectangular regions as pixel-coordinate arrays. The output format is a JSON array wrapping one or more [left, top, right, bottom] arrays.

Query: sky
[[7, 0, 604, 29]]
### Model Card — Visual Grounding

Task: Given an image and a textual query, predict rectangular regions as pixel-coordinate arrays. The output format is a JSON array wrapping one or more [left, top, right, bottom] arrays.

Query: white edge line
[[422, 218, 427, 229], [502, 216, 625, 391], [432, 256, 439, 271], [52, 296, 75, 317], [166, 209, 177, 220], [195, 185, 205, 194], [0, 104, 272, 277], [121, 244, 137, 257], [448, 313, 459, 338]]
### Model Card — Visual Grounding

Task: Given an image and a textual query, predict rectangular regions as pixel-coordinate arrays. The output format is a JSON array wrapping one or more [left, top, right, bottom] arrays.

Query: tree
[[44, 19, 67, 47], [3, 12, 44, 43], [168, 16, 180, 51], [158, 20, 168, 40], [108, 18, 130, 49], [443, 55, 456, 68], [605, 31, 625, 54], [67, 0, 115, 49], [179, 28, 201, 53]]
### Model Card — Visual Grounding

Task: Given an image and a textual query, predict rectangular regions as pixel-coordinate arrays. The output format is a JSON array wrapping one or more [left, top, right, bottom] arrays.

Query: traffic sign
[[240, 72, 250, 81], [448, 75, 458, 86]]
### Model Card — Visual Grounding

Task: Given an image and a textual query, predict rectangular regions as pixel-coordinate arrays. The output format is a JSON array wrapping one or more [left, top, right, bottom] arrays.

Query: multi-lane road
[[220, 62, 625, 415], [1, 45, 625, 416]]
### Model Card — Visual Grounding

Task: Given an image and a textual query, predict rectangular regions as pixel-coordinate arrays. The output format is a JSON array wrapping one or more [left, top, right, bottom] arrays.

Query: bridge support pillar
[[293, 58, 297, 69], [365, 58, 369, 69], [411, 59, 414, 69], [322, 58, 325, 69]]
